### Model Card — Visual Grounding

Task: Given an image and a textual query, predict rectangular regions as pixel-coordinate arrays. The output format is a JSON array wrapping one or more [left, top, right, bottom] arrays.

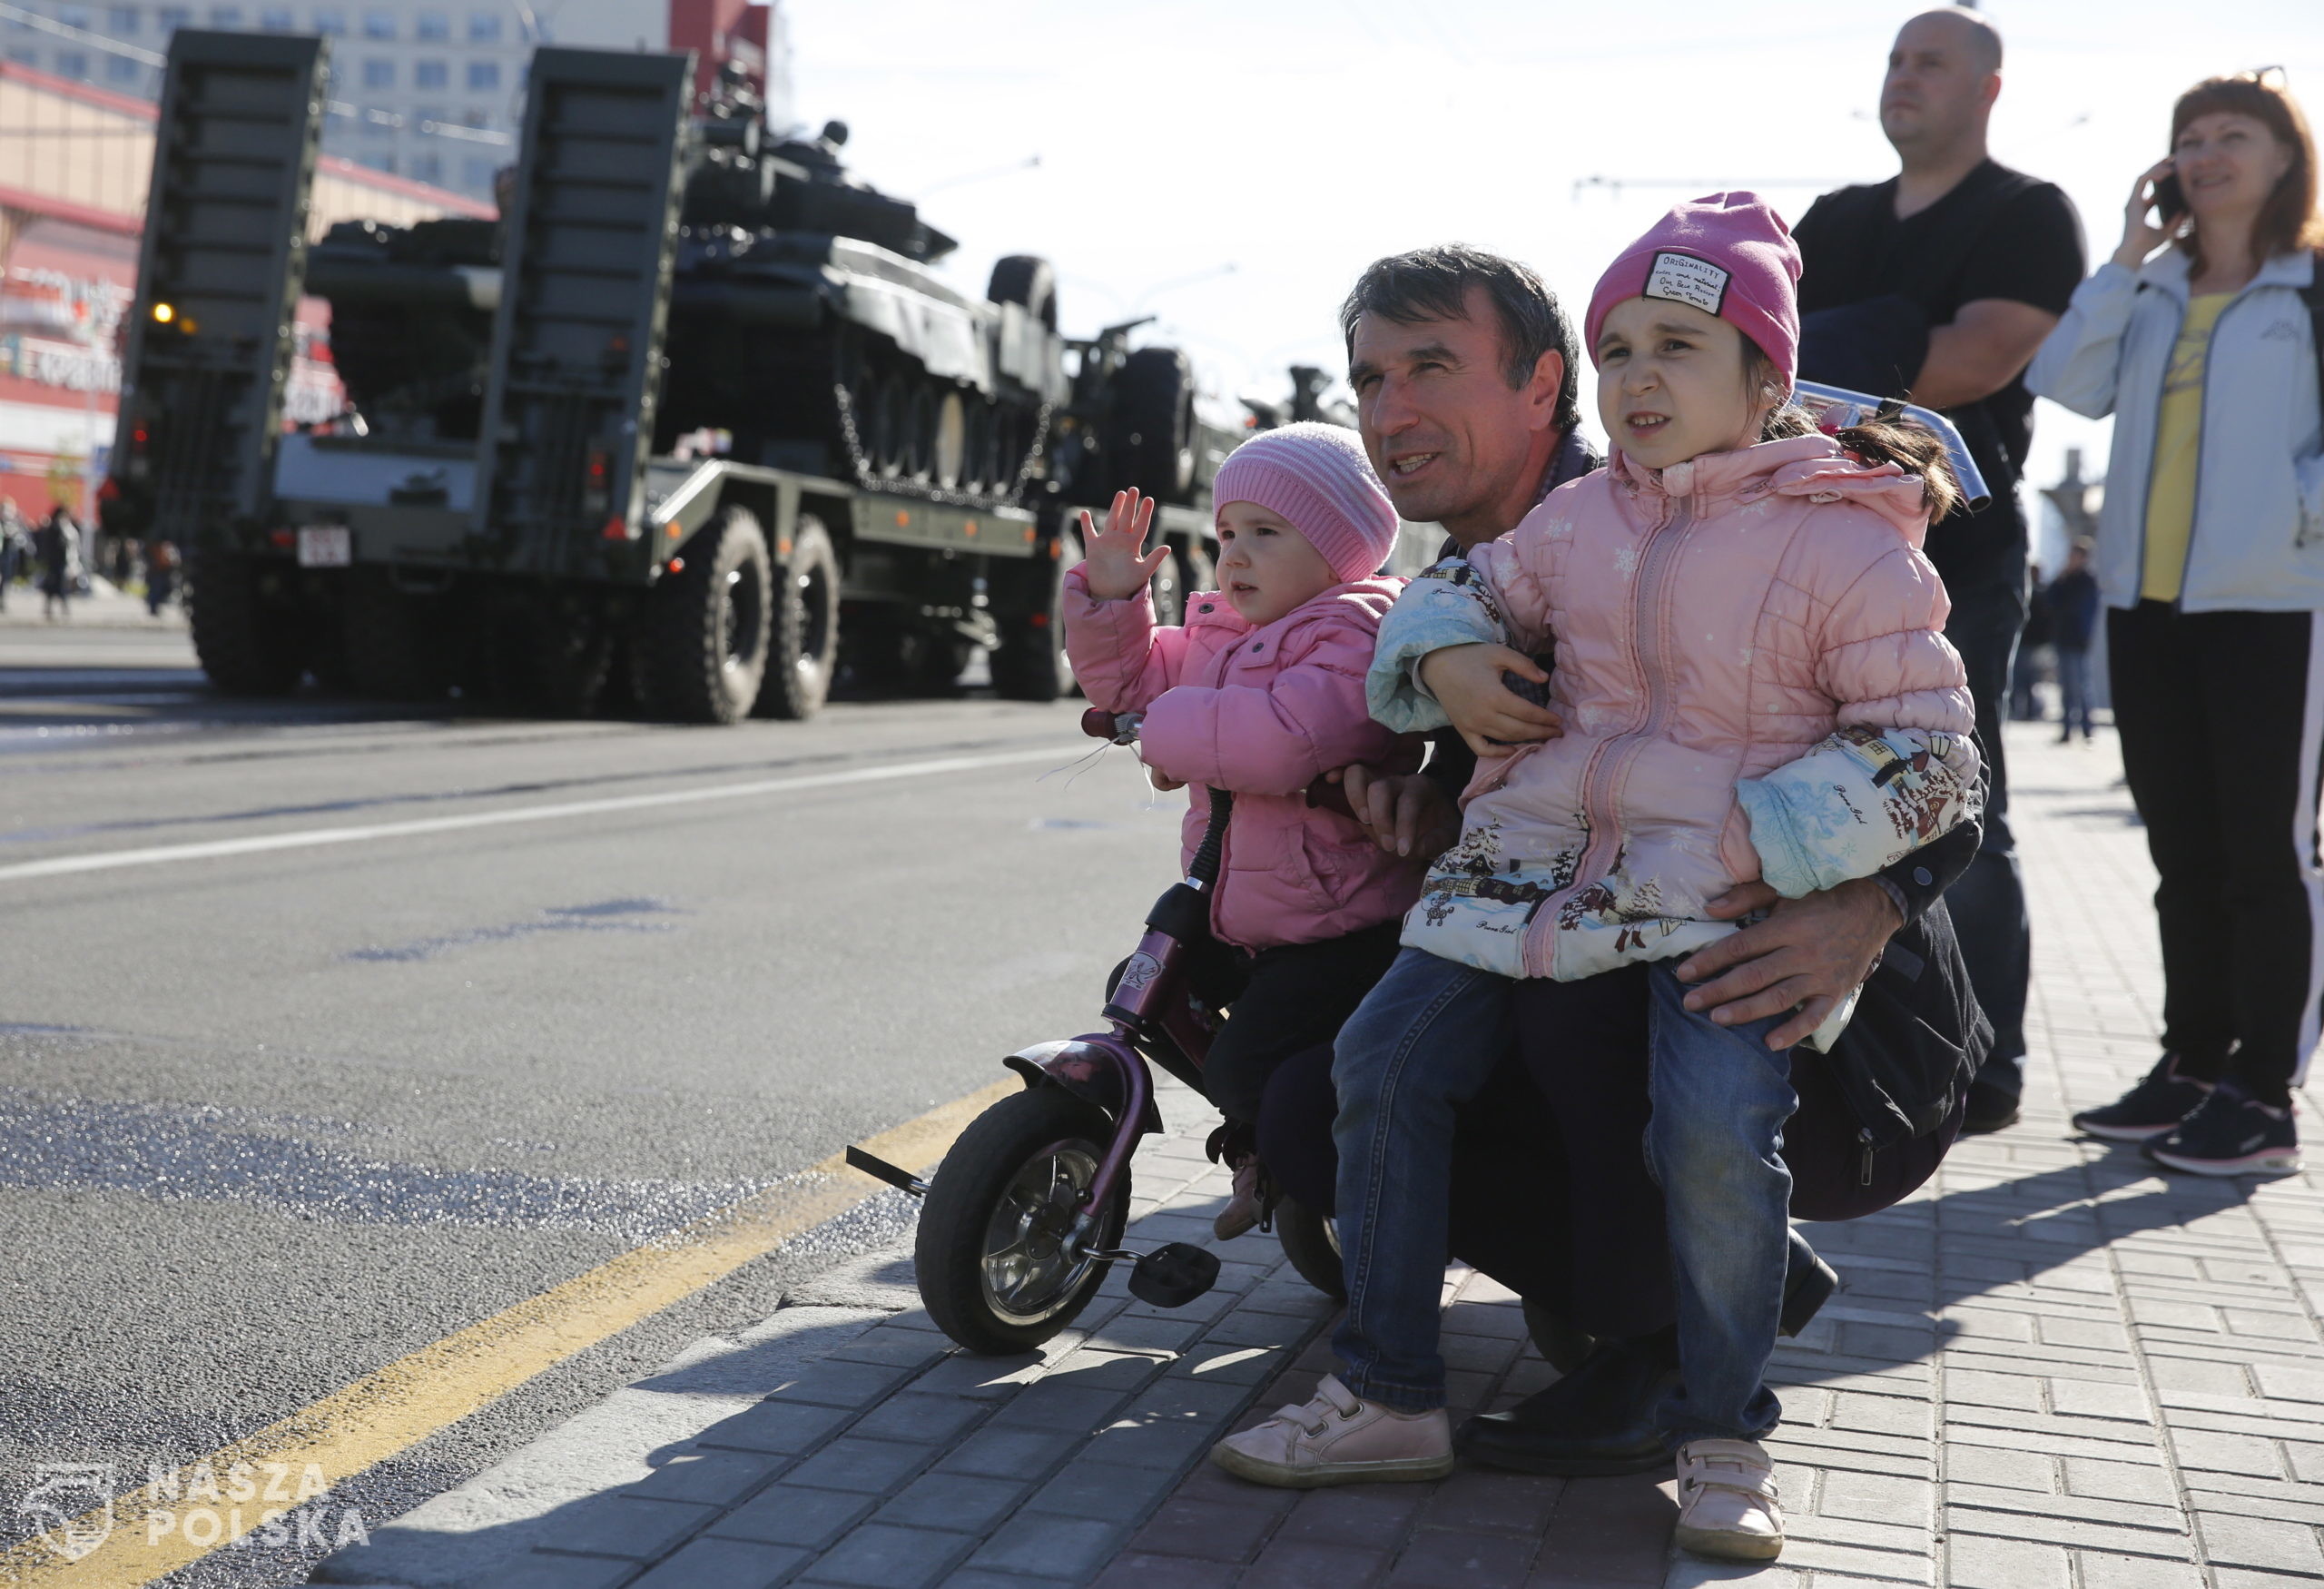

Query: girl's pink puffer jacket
[[1374, 432, 1974, 982], [1063, 568, 1424, 952]]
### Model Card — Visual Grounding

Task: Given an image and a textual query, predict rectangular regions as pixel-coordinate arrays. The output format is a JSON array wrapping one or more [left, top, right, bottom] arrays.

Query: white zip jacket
[[2025, 248, 2324, 612]]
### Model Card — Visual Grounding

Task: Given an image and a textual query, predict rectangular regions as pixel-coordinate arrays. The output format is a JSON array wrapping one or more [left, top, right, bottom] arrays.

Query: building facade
[[0, 0, 788, 202]]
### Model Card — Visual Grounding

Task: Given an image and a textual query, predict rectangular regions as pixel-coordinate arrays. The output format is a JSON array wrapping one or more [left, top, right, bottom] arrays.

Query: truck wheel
[[343, 571, 447, 701], [752, 514, 839, 720], [1175, 541, 1216, 608], [1273, 1197, 1345, 1302], [189, 551, 303, 696], [915, 1085, 1127, 1355], [1109, 346, 1197, 502], [645, 506, 773, 725], [1148, 544, 1187, 626], [871, 373, 907, 479], [933, 390, 968, 489], [986, 255, 1058, 331], [914, 633, 973, 693], [903, 381, 936, 481], [990, 528, 1079, 702]]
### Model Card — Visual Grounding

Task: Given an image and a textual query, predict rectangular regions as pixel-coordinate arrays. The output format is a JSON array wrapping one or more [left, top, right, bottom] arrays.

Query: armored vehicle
[[105, 34, 1251, 721]]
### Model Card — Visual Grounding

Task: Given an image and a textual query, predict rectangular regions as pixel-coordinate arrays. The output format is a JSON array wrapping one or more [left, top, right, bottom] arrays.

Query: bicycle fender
[[1003, 1038, 1163, 1136]]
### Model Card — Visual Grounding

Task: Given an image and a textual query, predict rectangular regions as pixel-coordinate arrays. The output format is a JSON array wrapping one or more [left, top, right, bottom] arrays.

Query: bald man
[[1793, 6, 2084, 1135]]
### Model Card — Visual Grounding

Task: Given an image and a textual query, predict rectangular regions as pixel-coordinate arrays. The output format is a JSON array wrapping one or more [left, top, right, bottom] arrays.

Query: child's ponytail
[[1745, 347, 1965, 523], [1831, 410, 1964, 525]]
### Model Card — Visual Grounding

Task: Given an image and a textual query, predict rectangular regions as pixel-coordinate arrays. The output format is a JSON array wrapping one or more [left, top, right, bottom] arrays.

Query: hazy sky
[[784, 0, 2324, 543]]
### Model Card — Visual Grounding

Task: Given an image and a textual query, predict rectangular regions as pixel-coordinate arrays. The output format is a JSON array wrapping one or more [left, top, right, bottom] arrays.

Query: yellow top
[[2142, 292, 2235, 603]]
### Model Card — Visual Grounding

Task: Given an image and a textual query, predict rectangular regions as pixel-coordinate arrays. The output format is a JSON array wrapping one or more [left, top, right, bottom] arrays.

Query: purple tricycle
[[850, 706, 1342, 1354]]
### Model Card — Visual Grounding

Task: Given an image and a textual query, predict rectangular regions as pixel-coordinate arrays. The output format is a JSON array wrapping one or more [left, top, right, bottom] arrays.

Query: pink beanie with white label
[[1583, 192, 1802, 388], [1211, 422, 1399, 585]]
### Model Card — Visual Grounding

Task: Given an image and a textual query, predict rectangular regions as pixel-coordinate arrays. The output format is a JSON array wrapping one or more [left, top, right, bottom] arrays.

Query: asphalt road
[[0, 608, 1181, 1586]]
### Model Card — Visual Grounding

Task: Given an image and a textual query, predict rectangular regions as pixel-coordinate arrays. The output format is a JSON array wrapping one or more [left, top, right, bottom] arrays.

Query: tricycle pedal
[[1128, 1242, 1220, 1308]]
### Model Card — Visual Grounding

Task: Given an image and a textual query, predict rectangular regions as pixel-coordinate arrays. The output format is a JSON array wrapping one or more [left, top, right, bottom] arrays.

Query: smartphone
[[2153, 164, 2187, 224]]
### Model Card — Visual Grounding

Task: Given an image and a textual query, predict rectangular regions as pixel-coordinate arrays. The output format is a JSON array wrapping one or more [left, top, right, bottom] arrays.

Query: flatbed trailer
[[105, 33, 1226, 722]]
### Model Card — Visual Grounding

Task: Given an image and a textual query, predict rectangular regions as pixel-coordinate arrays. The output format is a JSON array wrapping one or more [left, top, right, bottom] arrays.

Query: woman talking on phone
[[2029, 70, 2324, 1174]]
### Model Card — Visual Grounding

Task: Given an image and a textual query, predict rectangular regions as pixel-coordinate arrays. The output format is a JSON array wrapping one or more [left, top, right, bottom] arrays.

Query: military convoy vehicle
[[105, 33, 1283, 723]]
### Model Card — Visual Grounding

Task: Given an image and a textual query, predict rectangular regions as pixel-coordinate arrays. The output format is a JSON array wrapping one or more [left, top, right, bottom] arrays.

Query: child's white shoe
[[1674, 1438, 1784, 1560], [1209, 1374, 1453, 1488]]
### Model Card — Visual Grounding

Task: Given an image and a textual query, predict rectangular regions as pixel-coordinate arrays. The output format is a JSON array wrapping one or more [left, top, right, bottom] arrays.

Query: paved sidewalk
[[0, 574, 182, 629], [321, 725, 2324, 1588]]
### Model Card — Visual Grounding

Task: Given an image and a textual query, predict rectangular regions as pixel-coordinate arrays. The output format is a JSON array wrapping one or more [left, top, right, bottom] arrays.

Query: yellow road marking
[[1, 1078, 1015, 1586]]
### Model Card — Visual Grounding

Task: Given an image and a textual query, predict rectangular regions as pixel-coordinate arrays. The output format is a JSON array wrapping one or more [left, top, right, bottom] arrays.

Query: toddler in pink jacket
[[1214, 198, 1977, 1564], [1062, 422, 1423, 1239]]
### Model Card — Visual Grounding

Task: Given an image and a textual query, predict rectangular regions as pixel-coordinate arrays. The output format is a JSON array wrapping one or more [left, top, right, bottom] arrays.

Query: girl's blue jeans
[[1329, 948, 1797, 1443]]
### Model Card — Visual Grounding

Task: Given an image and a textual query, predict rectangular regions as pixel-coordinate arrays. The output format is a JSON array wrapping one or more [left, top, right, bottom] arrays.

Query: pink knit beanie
[[1211, 422, 1399, 585], [1583, 192, 1803, 388]]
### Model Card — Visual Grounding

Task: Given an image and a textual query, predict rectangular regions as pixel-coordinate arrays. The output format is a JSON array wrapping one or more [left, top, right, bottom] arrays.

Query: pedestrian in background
[[1791, 5, 2087, 1135], [2011, 562, 2052, 721], [35, 506, 76, 621], [2030, 69, 2324, 1174], [2046, 540, 2099, 743], [145, 538, 178, 617], [0, 499, 24, 613]]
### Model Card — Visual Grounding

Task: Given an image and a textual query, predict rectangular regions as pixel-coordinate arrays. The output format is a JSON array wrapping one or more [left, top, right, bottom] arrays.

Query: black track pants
[[1947, 573, 2034, 1088], [1187, 919, 1405, 1126], [2108, 601, 2324, 1103]]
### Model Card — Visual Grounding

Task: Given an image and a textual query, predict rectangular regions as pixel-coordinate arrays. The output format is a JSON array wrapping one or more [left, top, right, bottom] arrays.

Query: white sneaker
[[1673, 1437, 1784, 1560], [1209, 1374, 1454, 1488]]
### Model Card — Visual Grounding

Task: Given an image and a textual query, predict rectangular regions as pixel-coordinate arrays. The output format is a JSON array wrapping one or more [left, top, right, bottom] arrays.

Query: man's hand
[[1078, 489, 1166, 602], [1674, 876, 1904, 1049], [1332, 765, 1462, 859], [1417, 644, 1562, 758]]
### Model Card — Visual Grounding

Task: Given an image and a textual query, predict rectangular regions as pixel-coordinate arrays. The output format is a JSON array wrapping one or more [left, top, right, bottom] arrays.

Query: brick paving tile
[[707, 1484, 877, 1549], [1945, 1533, 2076, 1589], [624, 1535, 808, 1589], [1419, 1470, 1566, 1536], [1125, 1494, 1287, 1563], [1238, 1538, 1395, 1588], [874, 1473, 1030, 1533], [478, 1554, 639, 1589], [1384, 1525, 1539, 1585], [968, 1513, 1129, 1579], [1088, 1551, 1243, 1589]]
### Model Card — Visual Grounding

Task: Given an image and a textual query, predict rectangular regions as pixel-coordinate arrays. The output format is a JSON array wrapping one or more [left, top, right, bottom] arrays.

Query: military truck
[[105, 34, 1256, 722]]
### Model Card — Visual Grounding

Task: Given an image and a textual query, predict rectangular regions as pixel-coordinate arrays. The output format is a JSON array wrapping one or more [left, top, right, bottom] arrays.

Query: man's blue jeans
[[2056, 646, 2093, 738], [1330, 946, 1514, 1412], [1643, 962, 1797, 1443]]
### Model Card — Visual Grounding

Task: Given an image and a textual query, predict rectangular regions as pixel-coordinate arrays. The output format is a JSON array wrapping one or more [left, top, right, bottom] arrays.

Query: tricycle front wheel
[[915, 1086, 1130, 1355]]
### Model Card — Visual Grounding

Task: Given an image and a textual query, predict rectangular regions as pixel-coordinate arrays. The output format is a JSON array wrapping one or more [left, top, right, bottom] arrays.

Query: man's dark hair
[[1338, 244, 1581, 434]]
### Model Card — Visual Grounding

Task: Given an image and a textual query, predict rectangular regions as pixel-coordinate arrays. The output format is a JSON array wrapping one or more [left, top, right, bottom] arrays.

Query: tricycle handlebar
[[1081, 708, 1143, 744]]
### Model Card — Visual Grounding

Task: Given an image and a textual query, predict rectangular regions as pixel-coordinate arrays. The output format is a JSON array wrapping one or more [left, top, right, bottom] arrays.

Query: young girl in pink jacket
[[1213, 198, 1979, 1563], [1062, 422, 1423, 1239]]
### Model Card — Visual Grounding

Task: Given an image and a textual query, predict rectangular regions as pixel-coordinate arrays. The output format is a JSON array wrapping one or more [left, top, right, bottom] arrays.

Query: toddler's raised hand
[[1418, 643, 1563, 757], [1078, 489, 1168, 602]]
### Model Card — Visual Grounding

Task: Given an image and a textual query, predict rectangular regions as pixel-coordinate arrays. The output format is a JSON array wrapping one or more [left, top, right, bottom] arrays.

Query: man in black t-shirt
[[1794, 6, 2084, 1134]]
